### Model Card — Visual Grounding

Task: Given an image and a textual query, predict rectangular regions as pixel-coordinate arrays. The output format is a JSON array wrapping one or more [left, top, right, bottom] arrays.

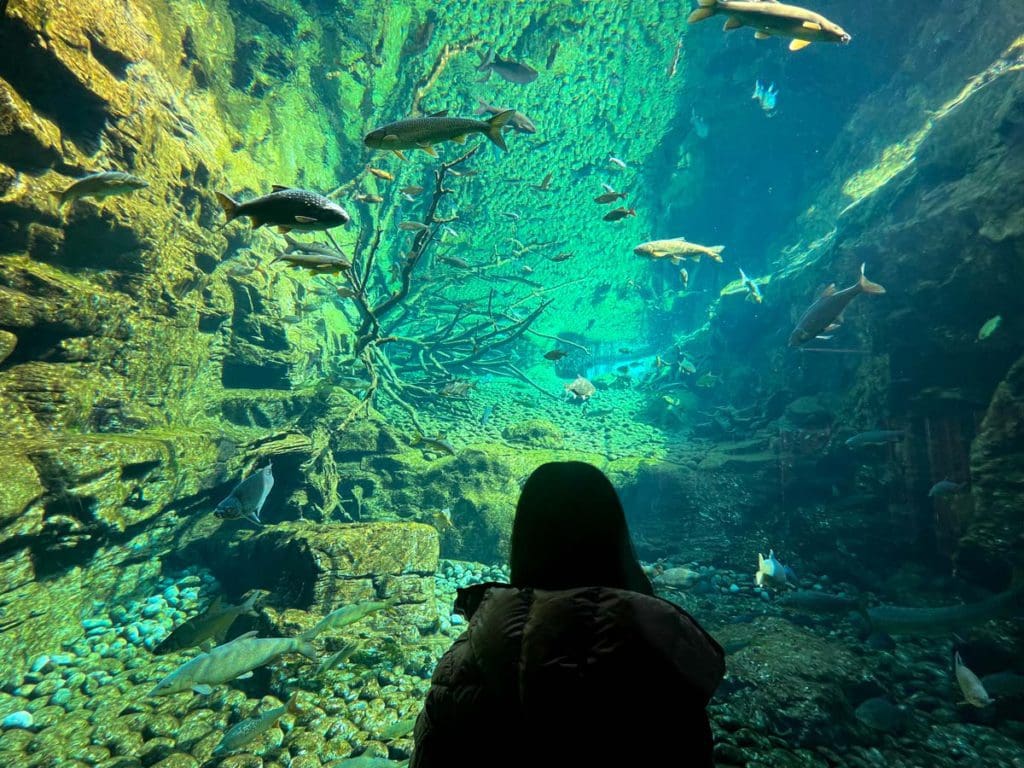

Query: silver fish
[[214, 692, 300, 755], [215, 461, 274, 526], [52, 171, 148, 208]]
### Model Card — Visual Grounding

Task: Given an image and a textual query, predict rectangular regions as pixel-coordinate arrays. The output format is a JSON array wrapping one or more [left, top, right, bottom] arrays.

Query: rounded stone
[[2, 710, 33, 729]]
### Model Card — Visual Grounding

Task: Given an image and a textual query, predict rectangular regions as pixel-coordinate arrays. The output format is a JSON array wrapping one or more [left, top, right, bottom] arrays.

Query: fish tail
[[857, 263, 885, 294], [709, 245, 725, 258], [283, 234, 298, 253], [297, 640, 318, 662], [485, 111, 514, 152], [285, 691, 300, 715], [215, 191, 240, 222], [688, 0, 717, 23], [240, 591, 260, 616]]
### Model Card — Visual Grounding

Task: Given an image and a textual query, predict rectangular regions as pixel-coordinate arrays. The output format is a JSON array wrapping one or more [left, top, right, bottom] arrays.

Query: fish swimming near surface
[[52, 171, 148, 209], [216, 186, 350, 233], [955, 652, 994, 708], [213, 691, 300, 755], [364, 111, 515, 158], [154, 593, 260, 655], [474, 98, 536, 133], [788, 263, 885, 346], [148, 631, 316, 696], [845, 430, 904, 448], [301, 600, 392, 641], [634, 237, 724, 263], [929, 479, 966, 497], [687, 0, 851, 52], [411, 433, 457, 456], [866, 582, 1024, 636], [739, 268, 763, 303], [476, 48, 538, 84], [215, 462, 274, 526], [603, 206, 636, 222], [754, 549, 792, 588]]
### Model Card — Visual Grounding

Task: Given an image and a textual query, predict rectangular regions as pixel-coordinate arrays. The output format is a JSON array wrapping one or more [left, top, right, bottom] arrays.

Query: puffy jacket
[[411, 583, 725, 768]]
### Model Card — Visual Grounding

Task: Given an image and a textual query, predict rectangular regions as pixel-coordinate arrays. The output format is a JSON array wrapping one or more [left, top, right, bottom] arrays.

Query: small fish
[[411, 433, 456, 456], [679, 267, 689, 287], [521, 265, 534, 275], [667, 37, 683, 78], [273, 251, 352, 274], [438, 255, 471, 269], [52, 171, 148, 209], [215, 462, 274, 526], [500, 211, 521, 221], [214, 692, 300, 755], [364, 111, 515, 158], [739, 268, 763, 303], [594, 184, 627, 204], [480, 405, 494, 426], [336, 286, 357, 299], [544, 349, 568, 361], [355, 194, 384, 204], [679, 359, 697, 375], [608, 156, 628, 170], [154, 594, 260, 655], [788, 263, 885, 346], [433, 507, 455, 532], [634, 237, 724, 263], [315, 640, 360, 676], [956, 652, 994, 708], [618, 347, 631, 354], [368, 167, 394, 181], [533, 172, 553, 191], [546, 41, 560, 69], [400, 185, 424, 196], [845, 430, 904, 448], [603, 206, 636, 222], [149, 632, 316, 696], [476, 48, 538, 84], [549, 252, 574, 263], [283, 234, 345, 259], [695, 372, 720, 388], [282, 315, 302, 325], [688, 0, 851, 52], [474, 98, 537, 134], [928, 479, 965, 497], [399, 221, 430, 232], [301, 600, 391, 640], [217, 186, 350, 233], [978, 315, 1002, 341], [754, 549, 789, 588]]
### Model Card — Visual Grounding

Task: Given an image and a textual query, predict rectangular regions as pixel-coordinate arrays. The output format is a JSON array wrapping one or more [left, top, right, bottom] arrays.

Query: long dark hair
[[509, 461, 653, 595]]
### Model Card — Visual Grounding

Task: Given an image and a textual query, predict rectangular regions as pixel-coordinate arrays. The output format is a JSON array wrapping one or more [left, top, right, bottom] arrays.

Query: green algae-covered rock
[[501, 418, 564, 449]]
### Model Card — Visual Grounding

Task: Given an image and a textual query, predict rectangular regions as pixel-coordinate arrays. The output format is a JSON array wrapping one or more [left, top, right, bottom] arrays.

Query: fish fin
[[236, 671, 254, 680], [192, 684, 214, 695], [428, 109, 449, 117], [246, 512, 262, 527], [485, 111, 514, 152], [671, 256, 681, 265], [215, 192, 240, 222], [857, 263, 886, 294], [801, 21, 821, 30], [789, 39, 812, 51], [297, 640, 318, 662], [754, 30, 771, 39], [419, 144, 438, 157], [271, 184, 291, 192], [392, 149, 408, 161], [276, 225, 290, 233], [233, 630, 260, 642], [819, 284, 837, 298], [452, 134, 467, 144], [282, 234, 298, 251], [723, 16, 743, 30], [295, 215, 317, 224], [688, 0, 716, 23], [286, 691, 300, 715]]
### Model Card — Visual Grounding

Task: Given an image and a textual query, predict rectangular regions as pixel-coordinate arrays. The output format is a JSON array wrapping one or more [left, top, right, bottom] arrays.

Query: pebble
[[81, 618, 112, 630], [729, 584, 740, 593], [2, 710, 33, 729]]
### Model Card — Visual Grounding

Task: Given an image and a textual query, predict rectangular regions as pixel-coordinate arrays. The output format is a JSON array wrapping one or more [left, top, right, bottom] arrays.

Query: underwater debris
[[754, 550, 793, 588], [738, 268, 763, 303], [216, 186, 350, 233], [52, 170, 148, 210], [688, 0, 851, 51], [788, 263, 885, 346]]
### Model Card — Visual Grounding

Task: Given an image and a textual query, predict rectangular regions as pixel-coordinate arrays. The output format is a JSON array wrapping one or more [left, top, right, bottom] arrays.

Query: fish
[[634, 237, 724, 263], [315, 640, 360, 676], [499, 211, 521, 221], [215, 462, 274, 526], [778, 590, 864, 616], [955, 652, 994, 707], [603, 206, 636, 222], [679, 268, 689, 288], [845, 430, 904, 448], [564, 376, 596, 401], [148, 631, 316, 696], [687, 0, 851, 52], [301, 600, 391, 640], [283, 234, 346, 259], [654, 567, 702, 590], [480, 405, 494, 426], [399, 221, 430, 232], [411, 433, 456, 456], [608, 156, 628, 170], [474, 98, 537, 133], [476, 48, 538, 84], [154, 593, 260, 655], [217, 186, 350, 233], [213, 692, 300, 755], [549, 252, 574, 263], [533, 172, 553, 191], [546, 41, 560, 69], [273, 251, 352, 274], [739, 268, 763, 303], [854, 698, 909, 734], [355, 194, 384, 204], [668, 37, 683, 78], [679, 358, 697, 375], [544, 350, 568, 361], [368, 167, 394, 181], [594, 184, 627, 204], [400, 185, 424, 196], [753, 79, 779, 112], [866, 583, 1024, 636], [929, 479, 966, 497], [754, 549, 790, 588], [978, 315, 1002, 341], [336, 286, 357, 299], [438, 255, 471, 269], [364, 111, 515, 158], [980, 671, 1024, 699], [695, 372, 720, 387], [52, 171, 148, 209], [788, 263, 885, 346], [381, 717, 417, 740]]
